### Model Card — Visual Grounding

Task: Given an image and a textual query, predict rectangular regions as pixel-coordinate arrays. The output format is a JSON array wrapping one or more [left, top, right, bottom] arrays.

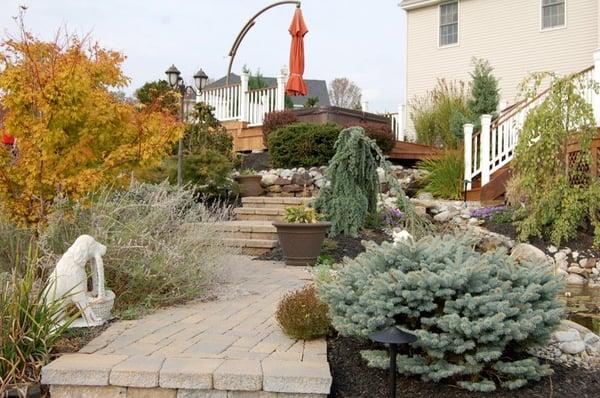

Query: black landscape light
[[369, 326, 417, 398]]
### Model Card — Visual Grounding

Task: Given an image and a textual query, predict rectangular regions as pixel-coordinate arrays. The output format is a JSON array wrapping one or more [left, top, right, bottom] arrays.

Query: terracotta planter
[[272, 221, 331, 266], [234, 175, 263, 197]]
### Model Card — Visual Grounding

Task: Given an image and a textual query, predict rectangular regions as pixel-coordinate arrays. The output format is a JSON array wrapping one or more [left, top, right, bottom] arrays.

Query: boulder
[[260, 174, 279, 187], [433, 210, 455, 223], [566, 273, 587, 285], [583, 332, 600, 346], [558, 340, 586, 355], [291, 172, 313, 187], [567, 266, 586, 275], [554, 329, 580, 343], [282, 184, 303, 193], [510, 243, 548, 264], [416, 192, 434, 201], [274, 178, 292, 186], [267, 185, 282, 193], [580, 258, 597, 269]]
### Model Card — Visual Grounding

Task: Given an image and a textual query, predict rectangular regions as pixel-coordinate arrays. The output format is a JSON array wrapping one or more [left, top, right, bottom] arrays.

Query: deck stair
[[221, 197, 312, 255], [464, 64, 599, 201]]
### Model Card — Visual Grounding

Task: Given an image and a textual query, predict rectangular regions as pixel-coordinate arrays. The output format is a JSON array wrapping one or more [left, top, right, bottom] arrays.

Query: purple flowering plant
[[380, 206, 404, 228], [470, 205, 507, 219]]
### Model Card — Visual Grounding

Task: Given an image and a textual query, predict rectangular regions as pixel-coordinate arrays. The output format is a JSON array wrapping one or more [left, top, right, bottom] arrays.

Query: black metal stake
[[389, 343, 398, 398]]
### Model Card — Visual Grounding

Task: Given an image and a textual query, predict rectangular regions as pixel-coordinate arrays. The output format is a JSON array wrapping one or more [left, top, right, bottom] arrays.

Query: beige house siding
[[405, 0, 598, 132]]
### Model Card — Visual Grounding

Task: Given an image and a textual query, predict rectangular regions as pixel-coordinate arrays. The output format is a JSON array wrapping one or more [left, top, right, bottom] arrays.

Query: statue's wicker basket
[[90, 290, 115, 321]]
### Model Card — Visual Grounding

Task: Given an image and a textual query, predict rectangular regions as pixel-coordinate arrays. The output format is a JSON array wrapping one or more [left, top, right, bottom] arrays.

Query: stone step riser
[[235, 214, 285, 222], [241, 202, 305, 209], [223, 231, 278, 240]]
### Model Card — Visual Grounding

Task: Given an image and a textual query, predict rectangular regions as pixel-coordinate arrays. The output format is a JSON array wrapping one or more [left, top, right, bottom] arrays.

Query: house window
[[439, 1, 458, 46], [542, 0, 565, 30]]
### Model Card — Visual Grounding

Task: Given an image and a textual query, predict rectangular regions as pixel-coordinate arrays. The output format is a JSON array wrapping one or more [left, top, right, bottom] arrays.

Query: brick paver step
[[241, 196, 312, 209], [234, 207, 286, 222], [223, 238, 278, 249], [214, 220, 278, 240]]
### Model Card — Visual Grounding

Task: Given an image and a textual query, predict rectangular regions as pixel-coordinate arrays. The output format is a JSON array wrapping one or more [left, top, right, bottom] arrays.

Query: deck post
[[276, 68, 287, 111], [463, 123, 474, 191], [397, 103, 405, 141], [480, 114, 492, 186], [593, 49, 600, 127], [240, 72, 249, 122]]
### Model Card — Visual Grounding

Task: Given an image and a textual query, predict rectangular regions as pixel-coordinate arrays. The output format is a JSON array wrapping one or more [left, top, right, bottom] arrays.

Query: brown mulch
[[328, 335, 600, 398], [256, 228, 392, 263]]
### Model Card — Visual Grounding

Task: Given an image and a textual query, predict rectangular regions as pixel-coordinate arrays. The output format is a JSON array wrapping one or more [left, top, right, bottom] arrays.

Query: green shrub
[[319, 235, 563, 392], [276, 285, 332, 340], [38, 183, 235, 317], [409, 79, 471, 148], [268, 123, 341, 168], [0, 247, 72, 392], [417, 150, 464, 199]]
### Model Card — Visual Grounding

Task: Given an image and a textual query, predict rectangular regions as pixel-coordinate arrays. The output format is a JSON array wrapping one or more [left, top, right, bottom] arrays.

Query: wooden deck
[[387, 141, 442, 161]]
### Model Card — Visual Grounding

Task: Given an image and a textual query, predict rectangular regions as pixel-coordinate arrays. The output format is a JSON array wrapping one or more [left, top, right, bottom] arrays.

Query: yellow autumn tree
[[0, 26, 182, 225]]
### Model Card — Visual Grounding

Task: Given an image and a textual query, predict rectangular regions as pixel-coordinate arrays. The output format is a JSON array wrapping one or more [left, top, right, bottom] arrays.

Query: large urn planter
[[234, 175, 263, 197], [272, 221, 331, 266]]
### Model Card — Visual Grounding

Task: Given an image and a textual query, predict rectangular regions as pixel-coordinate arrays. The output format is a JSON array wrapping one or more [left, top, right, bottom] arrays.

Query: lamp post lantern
[[369, 326, 417, 398], [165, 65, 208, 186]]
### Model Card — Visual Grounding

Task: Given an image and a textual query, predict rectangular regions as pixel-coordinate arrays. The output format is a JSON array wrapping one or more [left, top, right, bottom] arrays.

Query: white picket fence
[[464, 56, 600, 190], [197, 72, 286, 126]]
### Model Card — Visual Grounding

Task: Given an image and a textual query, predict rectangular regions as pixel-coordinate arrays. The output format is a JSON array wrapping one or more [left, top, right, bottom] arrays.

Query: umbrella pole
[[225, 1, 301, 84]]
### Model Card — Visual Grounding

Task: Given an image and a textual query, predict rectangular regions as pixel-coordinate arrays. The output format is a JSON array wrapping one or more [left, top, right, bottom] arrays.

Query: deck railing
[[464, 55, 600, 191], [198, 71, 287, 126]]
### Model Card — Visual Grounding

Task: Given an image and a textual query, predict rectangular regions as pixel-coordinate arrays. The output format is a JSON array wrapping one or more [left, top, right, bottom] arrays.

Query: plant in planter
[[272, 205, 331, 266], [234, 168, 263, 197]]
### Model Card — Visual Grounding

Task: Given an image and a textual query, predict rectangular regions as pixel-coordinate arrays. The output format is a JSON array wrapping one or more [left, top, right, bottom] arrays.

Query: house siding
[[406, 0, 598, 131]]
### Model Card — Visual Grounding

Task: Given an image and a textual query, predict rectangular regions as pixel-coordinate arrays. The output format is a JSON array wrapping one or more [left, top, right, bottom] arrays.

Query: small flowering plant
[[379, 205, 404, 228], [470, 205, 507, 219]]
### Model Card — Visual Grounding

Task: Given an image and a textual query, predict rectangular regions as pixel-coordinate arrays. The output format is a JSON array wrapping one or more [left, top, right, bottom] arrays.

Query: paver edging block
[[159, 357, 224, 389], [212, 359, 262, 391], [261, 360, 332, 395], [109, 355, 165, 387], [41, 354, 127, 386]]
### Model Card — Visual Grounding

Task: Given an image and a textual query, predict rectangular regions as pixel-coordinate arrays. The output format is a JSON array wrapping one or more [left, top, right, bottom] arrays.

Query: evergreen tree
[[468, 58, 500, 119], [318, 235, 563, 392]]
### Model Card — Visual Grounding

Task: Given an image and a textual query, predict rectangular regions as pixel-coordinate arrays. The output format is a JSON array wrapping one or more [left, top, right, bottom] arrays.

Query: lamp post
[[369, 326, 417, 398], [165, 64, 208, 186]]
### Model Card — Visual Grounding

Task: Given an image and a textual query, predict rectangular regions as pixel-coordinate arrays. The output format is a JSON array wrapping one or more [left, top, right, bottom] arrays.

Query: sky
[[1, 0, 407, 112]]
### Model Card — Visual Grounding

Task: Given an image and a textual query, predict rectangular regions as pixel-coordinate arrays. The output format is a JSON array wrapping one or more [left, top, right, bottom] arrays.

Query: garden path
[[42, 256, 331, 398]]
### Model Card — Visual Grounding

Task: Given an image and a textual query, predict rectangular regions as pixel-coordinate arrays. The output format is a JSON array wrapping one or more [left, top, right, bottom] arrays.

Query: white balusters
[[480, 114, 492, 186], [592, 50, 600, 125], [463, 123, 474, 191]]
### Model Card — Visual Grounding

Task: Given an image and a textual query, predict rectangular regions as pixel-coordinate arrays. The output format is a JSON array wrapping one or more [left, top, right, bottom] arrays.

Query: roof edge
[[400, 0, 442, 11]]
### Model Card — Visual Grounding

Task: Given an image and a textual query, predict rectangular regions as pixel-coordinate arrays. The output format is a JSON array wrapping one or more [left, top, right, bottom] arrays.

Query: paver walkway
[[42, 256, 332, 398]]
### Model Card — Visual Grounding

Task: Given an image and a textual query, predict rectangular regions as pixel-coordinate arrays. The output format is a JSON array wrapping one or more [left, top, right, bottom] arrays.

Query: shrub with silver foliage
[[319, 235, 564, 392]]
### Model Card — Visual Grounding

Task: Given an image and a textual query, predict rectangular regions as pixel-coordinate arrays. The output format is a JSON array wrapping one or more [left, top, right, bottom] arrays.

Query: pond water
[[564, 285, 600, 334]]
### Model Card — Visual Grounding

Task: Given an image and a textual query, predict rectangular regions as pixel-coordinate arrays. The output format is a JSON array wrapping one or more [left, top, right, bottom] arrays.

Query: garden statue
[[44, 235, 115, 328]]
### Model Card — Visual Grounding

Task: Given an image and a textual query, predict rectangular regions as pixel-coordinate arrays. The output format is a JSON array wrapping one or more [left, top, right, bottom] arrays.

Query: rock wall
[[257, 166, 426, 198]]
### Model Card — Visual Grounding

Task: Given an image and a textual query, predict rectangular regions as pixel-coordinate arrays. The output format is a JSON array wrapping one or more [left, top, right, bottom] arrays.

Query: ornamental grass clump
[[276, 284, 332, 340], [38, 182, 236, 318], [319, 234, 564, 392], [0, 247, 72, 394]]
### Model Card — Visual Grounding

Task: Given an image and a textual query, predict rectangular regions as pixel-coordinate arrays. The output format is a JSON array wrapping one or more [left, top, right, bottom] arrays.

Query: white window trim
[[540, 0, 567, 32], [438, 0, 459, 49]]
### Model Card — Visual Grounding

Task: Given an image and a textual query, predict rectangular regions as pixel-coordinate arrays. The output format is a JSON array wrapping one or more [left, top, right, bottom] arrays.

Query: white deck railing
[[198, 71, 287, 126], [464, 57, 599, 191]]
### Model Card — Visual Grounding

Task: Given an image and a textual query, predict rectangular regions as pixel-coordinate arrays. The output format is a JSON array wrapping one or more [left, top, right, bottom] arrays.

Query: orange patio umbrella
[[285, 7, 308, 96]]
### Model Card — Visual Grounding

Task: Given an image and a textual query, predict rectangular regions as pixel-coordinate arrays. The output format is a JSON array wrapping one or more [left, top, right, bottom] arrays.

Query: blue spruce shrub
[[319, 235, 564, 392]]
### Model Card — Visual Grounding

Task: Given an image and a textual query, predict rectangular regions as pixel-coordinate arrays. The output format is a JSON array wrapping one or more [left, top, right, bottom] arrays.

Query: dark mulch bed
[[52, 321, 113, 355], [329, 335, 600, 398], [256, 228, 392, 263], [484, 219, 600, 258]]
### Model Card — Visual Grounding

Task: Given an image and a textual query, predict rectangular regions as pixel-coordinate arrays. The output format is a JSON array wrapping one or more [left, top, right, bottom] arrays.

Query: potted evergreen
[[273, 205, 331, 266], [234, 168, 263, 197]]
